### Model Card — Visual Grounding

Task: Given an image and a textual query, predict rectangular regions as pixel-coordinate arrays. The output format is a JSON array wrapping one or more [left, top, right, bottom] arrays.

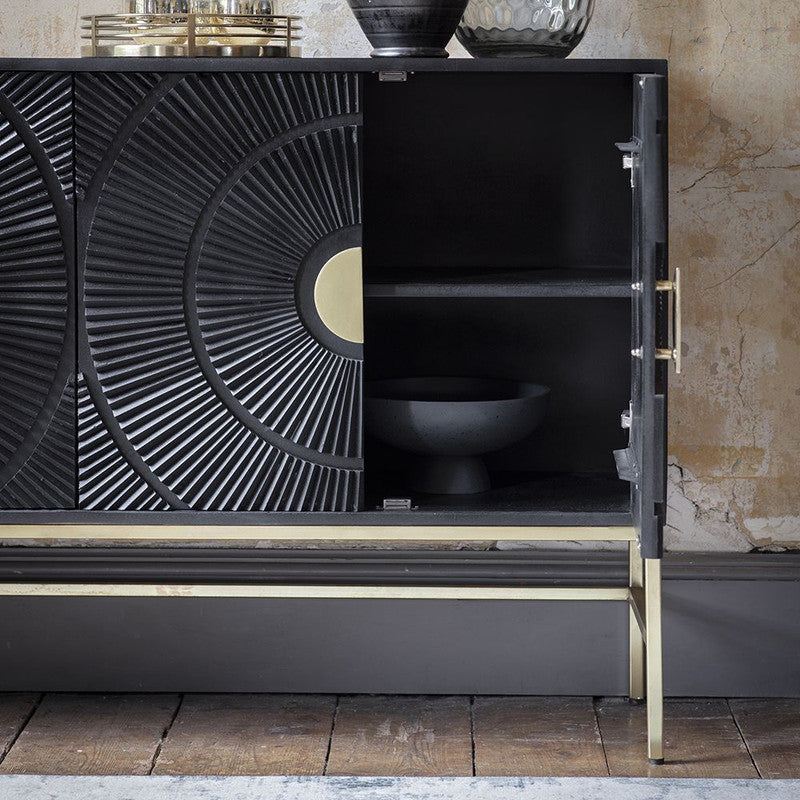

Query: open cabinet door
[[616, 74, 669, 559]]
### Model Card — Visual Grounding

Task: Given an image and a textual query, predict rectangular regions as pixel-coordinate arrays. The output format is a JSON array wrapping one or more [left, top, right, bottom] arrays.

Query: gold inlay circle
[[313, 247, 363, 344]]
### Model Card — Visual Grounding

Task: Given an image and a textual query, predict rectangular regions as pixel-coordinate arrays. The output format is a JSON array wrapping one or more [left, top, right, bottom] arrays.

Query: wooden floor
[[0, 694, 797, 778]]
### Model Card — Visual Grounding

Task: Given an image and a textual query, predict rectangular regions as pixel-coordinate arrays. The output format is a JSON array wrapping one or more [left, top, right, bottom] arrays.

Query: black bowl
[[346, 0, 470, 58], [365, 377, 549, 494]]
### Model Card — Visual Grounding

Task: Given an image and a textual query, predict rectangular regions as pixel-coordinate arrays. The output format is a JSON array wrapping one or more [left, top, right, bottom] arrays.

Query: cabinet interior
[[362, 71, 635, 517]]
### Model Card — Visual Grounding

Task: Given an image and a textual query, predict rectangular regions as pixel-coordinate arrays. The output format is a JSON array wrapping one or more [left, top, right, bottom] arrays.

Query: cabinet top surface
[[0, 57, 667, 74]]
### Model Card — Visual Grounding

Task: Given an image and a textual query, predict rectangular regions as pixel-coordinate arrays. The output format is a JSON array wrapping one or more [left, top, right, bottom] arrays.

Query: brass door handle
[[654, 267, 682, 374], [674, 266, 682, 374]]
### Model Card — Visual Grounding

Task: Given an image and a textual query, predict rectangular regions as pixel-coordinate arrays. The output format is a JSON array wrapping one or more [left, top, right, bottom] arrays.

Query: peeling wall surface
[[0, 1, 798, 552]]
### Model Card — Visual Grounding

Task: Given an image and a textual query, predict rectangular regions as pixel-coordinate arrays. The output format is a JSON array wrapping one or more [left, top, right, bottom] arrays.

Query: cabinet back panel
[[363, 72, 633, 272]]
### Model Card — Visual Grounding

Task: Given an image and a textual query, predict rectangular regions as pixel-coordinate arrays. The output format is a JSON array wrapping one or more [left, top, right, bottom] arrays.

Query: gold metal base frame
[[0, 525, 663, 762], [0, 524, 637, 542]]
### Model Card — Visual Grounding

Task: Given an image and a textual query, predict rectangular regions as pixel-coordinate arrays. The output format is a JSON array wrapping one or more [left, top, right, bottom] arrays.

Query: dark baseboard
[[0, 550, 798, 695], [2, 547, 799, 583]]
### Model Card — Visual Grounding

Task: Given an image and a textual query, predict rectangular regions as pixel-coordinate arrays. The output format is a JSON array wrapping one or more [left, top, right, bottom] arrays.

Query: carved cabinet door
[[76, 71, 363, 511], [0, 72, 75, 509]]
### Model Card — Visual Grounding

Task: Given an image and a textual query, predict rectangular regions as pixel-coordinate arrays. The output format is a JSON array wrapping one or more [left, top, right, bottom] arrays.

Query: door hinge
[[378, 71, 407, 82], [622, 154, 639, 187], [616, 140, 641, 188], [382, 498, 414, 511]]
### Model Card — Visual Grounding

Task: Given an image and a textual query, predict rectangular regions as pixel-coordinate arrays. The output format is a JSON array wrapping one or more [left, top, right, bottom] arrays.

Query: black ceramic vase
[[346, 0, 470, 58]]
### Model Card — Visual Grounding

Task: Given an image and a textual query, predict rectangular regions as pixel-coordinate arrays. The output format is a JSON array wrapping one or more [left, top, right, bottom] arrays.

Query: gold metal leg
[[628, 542, 645, 702], [645, 557, 664, 764]]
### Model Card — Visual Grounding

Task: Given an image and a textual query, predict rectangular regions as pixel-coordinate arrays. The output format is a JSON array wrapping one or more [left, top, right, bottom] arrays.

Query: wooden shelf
[[363, 472, 631, 526], [364, 268, 632, 300]]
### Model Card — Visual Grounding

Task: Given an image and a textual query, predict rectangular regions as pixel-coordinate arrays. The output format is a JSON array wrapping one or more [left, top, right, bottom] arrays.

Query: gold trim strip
[[628, 542, 645, 700], [628, 541, 646, 702], [627, 586, 647, 640], [0, 525, 637, 542], [0, 583, 632, 600]]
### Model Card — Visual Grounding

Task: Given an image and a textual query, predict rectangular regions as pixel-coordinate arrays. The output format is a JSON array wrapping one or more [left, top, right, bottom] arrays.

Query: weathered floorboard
[[0, 694, 180, 775], [0, 694, 40, 764], [729, 699, 800, 778], [326, 695, 473, 776], [597, 698, 758, 778], [154, 694, 336, 775], [473, 696, 607, 776]]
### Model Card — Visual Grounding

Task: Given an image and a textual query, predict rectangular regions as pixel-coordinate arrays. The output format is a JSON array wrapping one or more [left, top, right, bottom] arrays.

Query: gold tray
[[80, 13, 302, 57]]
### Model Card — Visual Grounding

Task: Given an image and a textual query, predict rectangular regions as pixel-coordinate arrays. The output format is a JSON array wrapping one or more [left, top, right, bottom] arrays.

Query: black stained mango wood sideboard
[[0, 58, 673, 762]]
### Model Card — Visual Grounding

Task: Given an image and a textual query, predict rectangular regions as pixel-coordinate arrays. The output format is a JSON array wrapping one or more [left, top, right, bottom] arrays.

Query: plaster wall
[[0, 0, 798, 552]]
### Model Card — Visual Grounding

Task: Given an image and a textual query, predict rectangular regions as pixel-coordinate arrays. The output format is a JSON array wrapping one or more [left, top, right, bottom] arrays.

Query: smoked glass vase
[[456, 0, 594, 58]]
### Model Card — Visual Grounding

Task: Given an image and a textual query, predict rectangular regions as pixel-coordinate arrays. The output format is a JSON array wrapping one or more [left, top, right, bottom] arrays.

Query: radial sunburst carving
[[75, 72, 164, 196], [0, 72, 75, 509], [0, 379, 75, 510], [78, 376, 171, 512], [78, 72, 363, 511], [194, 125, 362, 460]]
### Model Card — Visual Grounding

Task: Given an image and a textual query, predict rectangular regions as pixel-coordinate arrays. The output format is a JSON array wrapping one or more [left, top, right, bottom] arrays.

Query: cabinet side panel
[[76, 71, 363, 512], [0, 72, 76, 510]]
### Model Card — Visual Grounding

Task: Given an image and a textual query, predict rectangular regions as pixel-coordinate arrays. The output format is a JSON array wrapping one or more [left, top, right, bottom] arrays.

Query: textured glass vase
[[456, 0, 594, 58]]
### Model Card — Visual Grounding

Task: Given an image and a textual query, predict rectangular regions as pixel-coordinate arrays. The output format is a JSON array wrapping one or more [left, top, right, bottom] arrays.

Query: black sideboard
[[0, 58, 671, 762]]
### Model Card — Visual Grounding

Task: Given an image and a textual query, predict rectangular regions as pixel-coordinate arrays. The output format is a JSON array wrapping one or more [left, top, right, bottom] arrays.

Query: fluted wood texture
[[76, 72, 363, 511], [0, 71, 75, 509]]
